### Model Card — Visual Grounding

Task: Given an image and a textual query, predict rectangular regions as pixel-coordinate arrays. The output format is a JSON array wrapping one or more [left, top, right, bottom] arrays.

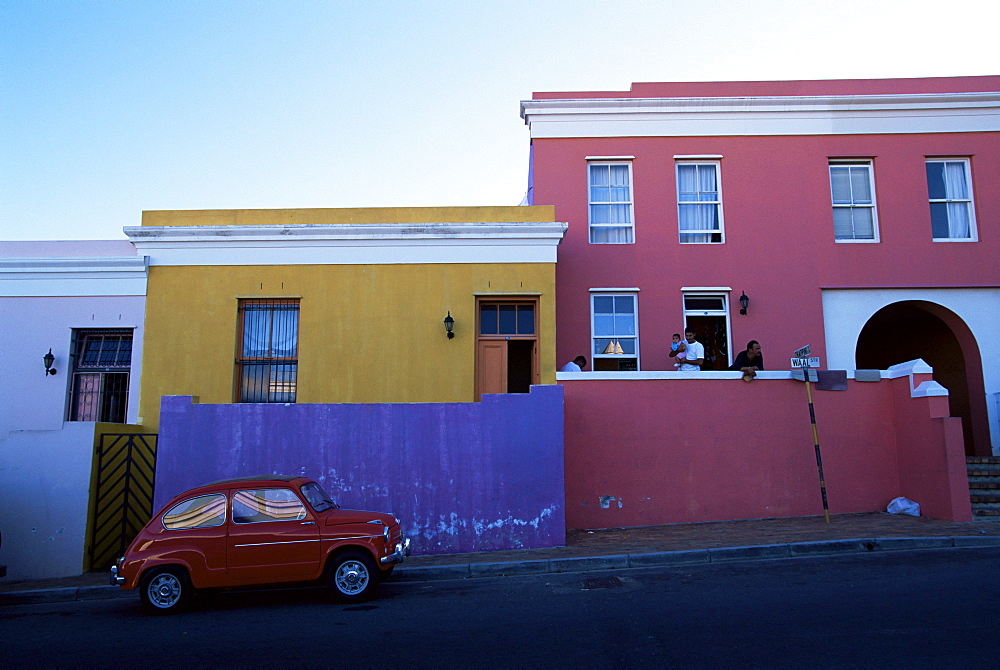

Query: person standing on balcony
[[678, 329, 704, 371]]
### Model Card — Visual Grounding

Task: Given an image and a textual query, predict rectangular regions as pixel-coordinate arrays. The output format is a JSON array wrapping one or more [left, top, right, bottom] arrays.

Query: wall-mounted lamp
[[43, 348, 57, 376], [739, 291, 750, 316], [443, 312, 455, 339]]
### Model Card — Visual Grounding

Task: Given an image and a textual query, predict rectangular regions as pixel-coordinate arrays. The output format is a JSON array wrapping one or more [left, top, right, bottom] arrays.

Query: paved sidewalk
[[3, 513, 999, 606]]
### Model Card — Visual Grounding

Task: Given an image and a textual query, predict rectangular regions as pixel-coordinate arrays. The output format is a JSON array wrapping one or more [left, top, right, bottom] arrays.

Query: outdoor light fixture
[[43, 348, 57, 376], [739, 291, 750, 315], [443, 312, 455, 339]]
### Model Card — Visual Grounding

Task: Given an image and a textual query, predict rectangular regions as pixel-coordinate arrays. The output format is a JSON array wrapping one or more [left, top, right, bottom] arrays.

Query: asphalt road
[[2, 547, 998, 668]]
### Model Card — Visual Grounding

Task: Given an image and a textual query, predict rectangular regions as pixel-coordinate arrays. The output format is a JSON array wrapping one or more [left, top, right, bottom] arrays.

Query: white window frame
[[926, 158, 977, 242], [829, 160, 879, 243], [676, 160, 724, 244], [587, 159, 635, 244], [589, 288, 640, 371], [681, 289, 733, 369]]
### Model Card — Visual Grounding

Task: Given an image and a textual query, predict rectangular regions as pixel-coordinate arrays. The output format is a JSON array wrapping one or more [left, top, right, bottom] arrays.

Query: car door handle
[[301, 521, 316, 526]]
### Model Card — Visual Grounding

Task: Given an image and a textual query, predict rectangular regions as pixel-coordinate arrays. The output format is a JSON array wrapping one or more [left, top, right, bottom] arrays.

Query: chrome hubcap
[[148, 574, 182, 608], [335, 560, 369, 595]]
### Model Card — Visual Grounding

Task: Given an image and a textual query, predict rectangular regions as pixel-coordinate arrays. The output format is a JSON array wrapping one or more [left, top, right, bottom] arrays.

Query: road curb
[[4, 536, 999, 605]]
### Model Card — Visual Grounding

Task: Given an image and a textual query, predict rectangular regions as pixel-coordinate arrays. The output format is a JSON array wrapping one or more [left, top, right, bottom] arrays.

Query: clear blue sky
[[2, 0, 995, 241]]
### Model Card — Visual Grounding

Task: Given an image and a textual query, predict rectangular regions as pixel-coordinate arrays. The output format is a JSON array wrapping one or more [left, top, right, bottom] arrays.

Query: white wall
[[0, 242, 147, 579], [823, 288, 1000, 452], [0, 424, 98, 579]]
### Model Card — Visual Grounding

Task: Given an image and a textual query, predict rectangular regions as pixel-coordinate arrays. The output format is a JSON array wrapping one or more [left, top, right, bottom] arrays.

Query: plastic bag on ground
[[887, 496, 920, 516]]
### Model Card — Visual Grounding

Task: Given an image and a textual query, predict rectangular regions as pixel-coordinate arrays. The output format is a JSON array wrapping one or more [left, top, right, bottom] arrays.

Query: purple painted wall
[[154, 385, 565, 555]]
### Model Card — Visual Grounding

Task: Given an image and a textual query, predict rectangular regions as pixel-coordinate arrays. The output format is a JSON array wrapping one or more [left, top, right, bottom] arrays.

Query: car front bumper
[[380, 537, 412, 565]]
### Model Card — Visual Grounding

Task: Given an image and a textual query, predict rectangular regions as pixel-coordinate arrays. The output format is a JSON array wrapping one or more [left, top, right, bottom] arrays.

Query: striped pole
[[803, 364, 831, 523]]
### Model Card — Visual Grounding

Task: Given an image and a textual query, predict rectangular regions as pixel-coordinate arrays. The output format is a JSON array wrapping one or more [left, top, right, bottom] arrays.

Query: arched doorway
[[855, 301, 989, 456]]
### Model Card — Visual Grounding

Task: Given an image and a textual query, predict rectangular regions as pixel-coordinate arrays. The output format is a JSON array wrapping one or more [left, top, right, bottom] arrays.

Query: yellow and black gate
[[87, 432, 157, 571]]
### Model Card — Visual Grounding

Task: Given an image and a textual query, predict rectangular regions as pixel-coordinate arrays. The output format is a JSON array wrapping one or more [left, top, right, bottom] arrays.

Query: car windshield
[[300, 481, 339, 512]]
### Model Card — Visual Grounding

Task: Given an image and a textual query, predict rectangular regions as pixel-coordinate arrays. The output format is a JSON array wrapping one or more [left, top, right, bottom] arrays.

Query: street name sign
[[793, 344, 811, 358], [790, 356, 821, 368]]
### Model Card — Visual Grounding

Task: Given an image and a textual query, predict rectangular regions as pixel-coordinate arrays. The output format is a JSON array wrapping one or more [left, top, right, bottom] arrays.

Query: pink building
[[522, 76, 1000, 460]]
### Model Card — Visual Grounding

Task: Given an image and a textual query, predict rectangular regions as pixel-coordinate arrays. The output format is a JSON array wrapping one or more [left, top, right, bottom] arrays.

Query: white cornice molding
[[124, 222, 569, 266], [521, 91, 1000, 138], [0, 256, 148, 297]]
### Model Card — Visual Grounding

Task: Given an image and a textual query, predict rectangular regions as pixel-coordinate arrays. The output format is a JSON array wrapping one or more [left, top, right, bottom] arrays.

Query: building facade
[[0, 241, 148, 579], [522, 76, 1000, 456], [127, 206, 566, 430]]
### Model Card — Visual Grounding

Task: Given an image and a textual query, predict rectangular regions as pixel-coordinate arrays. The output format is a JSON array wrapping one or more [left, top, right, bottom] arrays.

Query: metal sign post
[[792, 346, 830, 523]]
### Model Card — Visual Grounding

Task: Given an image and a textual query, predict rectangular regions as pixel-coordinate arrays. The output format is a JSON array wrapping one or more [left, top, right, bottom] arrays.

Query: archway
[[855, 301, 989, 456]]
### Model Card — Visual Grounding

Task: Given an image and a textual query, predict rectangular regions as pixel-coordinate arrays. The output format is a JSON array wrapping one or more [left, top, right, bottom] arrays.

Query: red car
[[111, 475, 411, 613]]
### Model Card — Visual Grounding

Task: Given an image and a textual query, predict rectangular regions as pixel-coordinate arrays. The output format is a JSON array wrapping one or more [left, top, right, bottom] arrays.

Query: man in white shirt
[[561, 355, 587, 372], [679, 329, 705, 371]]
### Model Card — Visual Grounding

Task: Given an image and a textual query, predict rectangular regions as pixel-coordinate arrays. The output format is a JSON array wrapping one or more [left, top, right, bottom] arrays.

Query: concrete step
[[967, 456, 1000, 464]]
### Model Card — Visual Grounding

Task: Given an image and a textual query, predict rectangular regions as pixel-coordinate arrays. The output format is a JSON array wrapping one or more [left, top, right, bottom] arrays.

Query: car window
[[162, 494, 227, 530], [300, 481, 337, 512], [232, 488, 307, 524]]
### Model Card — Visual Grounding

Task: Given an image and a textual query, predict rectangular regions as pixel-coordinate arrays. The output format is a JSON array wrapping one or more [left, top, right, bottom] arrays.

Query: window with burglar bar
[[68, 329, 133, 423], [235, 299, 299, 403]]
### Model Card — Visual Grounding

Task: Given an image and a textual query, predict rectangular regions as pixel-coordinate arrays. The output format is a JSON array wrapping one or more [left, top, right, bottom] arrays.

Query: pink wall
[[538, 130, 1000, 374], [562, 376, 972, 529]]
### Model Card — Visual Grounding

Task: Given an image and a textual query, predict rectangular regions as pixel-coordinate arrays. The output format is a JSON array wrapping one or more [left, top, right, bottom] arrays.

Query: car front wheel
[[327, 551, 377, 602], [139, 567, 192, 614]]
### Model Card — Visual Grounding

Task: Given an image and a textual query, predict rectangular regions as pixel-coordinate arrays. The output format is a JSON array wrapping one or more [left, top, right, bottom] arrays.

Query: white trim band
[[522, 91, 1000, 138], [124, 222, 568, 266]]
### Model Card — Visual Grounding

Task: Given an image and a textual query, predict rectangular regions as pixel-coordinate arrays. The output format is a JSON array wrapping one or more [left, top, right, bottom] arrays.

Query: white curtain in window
[[589, 164, 633, 243], [678, 164, 717, 243], [944, 162, 970, 238], [243, 309, 298, 357]]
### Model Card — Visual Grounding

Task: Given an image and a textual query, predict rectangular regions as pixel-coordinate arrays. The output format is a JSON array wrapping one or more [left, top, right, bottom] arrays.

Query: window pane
[[944, 161, 969, 199], [614, 315, 636, 335], [516, 306, 535, 334], [593, 296, 614, 314], [609, 164, 629, 187], [613, 296, 634, 313], [498, 305, 517, 334], [269, 364, 297, 403], [243, 309, 272, 357], [233, 488, 306, 524], [925, 161, 947, 200], [589, 164, 609, 186], [684, 296, 725, 311], [833, 208, 855, 239], [163, 494, 227, 530], [240, 364, 269, 402], [830, 167, 851, 203], [593, 314, 614, 336], [851, 208, 874, 239], [480, 305, 498, 334], [849, 168, 872, 203]]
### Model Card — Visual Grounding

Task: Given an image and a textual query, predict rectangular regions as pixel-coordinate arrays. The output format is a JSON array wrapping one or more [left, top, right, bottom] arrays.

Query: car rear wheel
[[327, 551, 377, 602], [139, 567, 192, 614]]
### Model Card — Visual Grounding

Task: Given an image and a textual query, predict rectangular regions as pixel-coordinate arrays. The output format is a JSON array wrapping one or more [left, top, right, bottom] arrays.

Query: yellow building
[[126, 207, 566, 430]]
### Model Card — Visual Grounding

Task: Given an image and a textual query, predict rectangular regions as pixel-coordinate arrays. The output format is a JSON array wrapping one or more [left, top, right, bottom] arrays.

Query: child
[[670, 333, 687, 368]]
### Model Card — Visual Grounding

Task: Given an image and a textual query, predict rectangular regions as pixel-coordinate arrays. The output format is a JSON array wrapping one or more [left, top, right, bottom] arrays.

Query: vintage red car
[[111, 475, 410, 613]]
